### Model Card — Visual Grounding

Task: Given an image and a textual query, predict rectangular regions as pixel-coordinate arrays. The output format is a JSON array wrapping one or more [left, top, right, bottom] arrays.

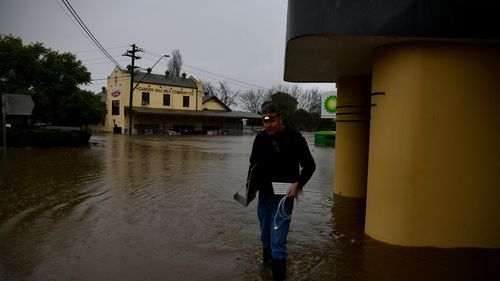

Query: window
[[183, 96, 189, 107], [142, 92, 150, 105], [114, 76, 117, 84], [112, 100, 120, 115], [163, 94, 171, 106]]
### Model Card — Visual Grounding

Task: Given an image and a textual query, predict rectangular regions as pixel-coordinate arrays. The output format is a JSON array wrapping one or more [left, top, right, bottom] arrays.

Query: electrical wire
[[72, 46, 129, 54], [273, 196, 294, 230], [60, 0, 124, 69], [56, 2, 327, 94], [85, 48, 273, 93], [234, 162, 298, 230], [56, 0, 94, 50], [142, 49, 271, 92], [184, 63, 270, 91]]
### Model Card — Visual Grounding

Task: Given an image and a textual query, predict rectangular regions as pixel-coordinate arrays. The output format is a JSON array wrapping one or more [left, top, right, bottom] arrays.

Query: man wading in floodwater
[[248, 102, 316, 280]]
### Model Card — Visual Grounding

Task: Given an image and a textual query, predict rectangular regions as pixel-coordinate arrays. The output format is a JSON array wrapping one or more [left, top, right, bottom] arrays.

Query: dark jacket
[[248, 127, 316, 196]]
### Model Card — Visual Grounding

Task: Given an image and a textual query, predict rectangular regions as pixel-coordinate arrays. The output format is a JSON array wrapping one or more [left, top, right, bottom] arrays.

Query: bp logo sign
[[324, 95, 337, 114], [321, 91, 337, 119]]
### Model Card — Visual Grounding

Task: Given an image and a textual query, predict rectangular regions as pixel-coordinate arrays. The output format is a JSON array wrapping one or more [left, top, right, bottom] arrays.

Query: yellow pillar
[[333, 76, 371, 198], [366, 42, 500, 248]]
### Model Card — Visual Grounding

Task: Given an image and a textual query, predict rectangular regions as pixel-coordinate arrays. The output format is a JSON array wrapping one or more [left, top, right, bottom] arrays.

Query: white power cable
[[273, 196, 298, 230]]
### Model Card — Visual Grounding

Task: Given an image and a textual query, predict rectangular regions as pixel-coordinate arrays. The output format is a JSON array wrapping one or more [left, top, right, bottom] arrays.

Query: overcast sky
[[0, 0, 334, 95]]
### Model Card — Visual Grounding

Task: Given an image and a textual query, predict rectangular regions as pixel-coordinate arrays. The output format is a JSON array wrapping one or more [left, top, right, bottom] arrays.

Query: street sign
[[2, 94, 35, 190], [4, 94, 35, 115]]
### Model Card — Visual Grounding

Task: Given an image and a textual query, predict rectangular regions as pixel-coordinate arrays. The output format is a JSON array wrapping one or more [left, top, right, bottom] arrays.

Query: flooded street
[[1, 133, 499, 281]]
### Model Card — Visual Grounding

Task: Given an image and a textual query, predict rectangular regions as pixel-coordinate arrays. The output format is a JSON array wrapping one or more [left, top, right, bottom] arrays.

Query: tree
[[60, 90, 106, 126], [268, 84, 289, 97], [167, 48, 183, 77], [269, 84, 320, 112], [239, 89, 264, 113], [262, 85, 327, 131], [0, 35, 45, 95], [269, 92, 298, 126], [215, 81, 239, 109], [0, 35, 105, 126], [201, 80, 216, 96], [297, 88, 321, 112], [201, 80, 239, 109]]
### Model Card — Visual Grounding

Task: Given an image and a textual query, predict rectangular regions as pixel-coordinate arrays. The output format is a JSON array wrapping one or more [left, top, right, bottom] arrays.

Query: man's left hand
[[286, 182, 300, 198]]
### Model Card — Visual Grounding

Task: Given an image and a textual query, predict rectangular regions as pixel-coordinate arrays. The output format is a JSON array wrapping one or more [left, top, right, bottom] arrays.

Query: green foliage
[[269, 92, 298, 124], [1, 128, 91, 147], [262, 91, 334, 132], [60, 90, 106, 126], [0, 35, 104, 126], [0, 36, 45, 94]]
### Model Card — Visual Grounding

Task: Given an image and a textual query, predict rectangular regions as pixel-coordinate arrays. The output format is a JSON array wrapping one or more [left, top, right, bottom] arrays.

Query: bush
[[0, 128, 91, 147]]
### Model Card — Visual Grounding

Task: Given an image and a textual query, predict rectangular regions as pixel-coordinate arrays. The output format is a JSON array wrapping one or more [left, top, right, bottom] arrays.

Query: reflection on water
[[0, 134, 499, 281]]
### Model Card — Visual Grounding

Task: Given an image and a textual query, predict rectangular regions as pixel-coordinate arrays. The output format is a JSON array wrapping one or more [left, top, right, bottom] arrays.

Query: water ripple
[[1, 134, 499, 281]]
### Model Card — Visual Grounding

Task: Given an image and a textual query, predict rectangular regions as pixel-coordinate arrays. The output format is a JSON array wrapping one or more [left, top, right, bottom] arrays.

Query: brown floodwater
[[0, 133, 499, 281]]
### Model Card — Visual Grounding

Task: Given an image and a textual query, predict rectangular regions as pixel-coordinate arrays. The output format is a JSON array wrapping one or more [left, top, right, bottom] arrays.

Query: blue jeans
[[257, 194, 294, 260]]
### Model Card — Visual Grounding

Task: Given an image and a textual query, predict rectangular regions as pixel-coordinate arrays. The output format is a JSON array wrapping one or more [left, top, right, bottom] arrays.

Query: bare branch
[[167, 49, 183, 77]]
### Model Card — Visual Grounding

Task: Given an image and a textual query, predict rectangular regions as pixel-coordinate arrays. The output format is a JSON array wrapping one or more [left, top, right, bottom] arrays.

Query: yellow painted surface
[[203, 99, 227, 111], [105, 67, 130, 131], [104, 67, 203, 133], [366, 43, 500, 247], [334, 76, 371, 198]]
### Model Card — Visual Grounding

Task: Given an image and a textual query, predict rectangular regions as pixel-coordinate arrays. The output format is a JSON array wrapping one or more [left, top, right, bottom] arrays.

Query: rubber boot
[[263, 247, 272, 266], [272, 259, 286, 281]]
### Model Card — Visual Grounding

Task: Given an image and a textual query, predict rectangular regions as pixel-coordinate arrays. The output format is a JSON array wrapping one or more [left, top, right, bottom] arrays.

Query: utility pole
[[2, 94, 8, 190], [123, 44, 142, 136]]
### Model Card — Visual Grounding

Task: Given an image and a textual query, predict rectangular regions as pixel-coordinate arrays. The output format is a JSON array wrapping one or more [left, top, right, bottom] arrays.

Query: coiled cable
[[273, 196, 297, 230]]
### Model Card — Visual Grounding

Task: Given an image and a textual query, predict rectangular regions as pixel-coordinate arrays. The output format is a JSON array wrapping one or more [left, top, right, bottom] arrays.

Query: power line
[[90, 63, 266, 92], [88, 49, 272, 92], [72, 46, 129, 54], [77, 50, 127, 60], [60, 0, 123, 69], [85, 60, 127, 66], [56, 0, 95, 50], [184, 63, 269, 91], [91, 78, 108, 82], [79, 55, 128, 64], [181, 66, 263, 91], [142, 49, 270, 92]]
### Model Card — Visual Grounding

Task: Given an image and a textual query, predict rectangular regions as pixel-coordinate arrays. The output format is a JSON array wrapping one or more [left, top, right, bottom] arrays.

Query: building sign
[[321, 91, 337, 119], [111, 88, 121, 97], [136, 86, 193, 95]]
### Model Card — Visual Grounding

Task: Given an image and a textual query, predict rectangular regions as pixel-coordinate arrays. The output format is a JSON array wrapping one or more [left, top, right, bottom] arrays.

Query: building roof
[[98, 89, 106, 102], [133, 72, 198, 89], [129, 107, 260, 119], [202, 95, 231, 111]]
